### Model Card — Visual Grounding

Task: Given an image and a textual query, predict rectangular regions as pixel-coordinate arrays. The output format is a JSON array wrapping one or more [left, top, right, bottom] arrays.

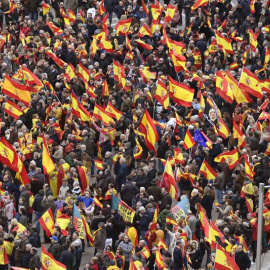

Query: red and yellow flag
[[198, 160, 217, 180], [39, 208, 55, 238], [134, 139, 143, 160], [77, 166, 89, 193], [214, 149, 239, 170], [249, 28, 258, 52], [154, 79, 169, 109], [216, 31, 233, 54], [115, 18, 132, 35], [239, 67, 262, 99], [46, 50, 65, 67], [155, 248, 164, 269], [71, 91, 92, 122], [2, 75, 32, 106], [94, 160, 104, 170], [63, 63, 75, 82], [42, 135, 55, 175], [94, 197, 103, 209], [183, 129, 196, 150], [214, 245, 240, 270], [164, 4, 177, 23], [4, 100, 23, 119], [197, 204, 210, 238], [141, 246, 151, 259], [216, 71, 234, 104], [42, 2, 50, 15], [242, 154, 255, 180], [41, 245, 66, 270], [163, 161, 178, 199], [138, 24, 153, 37], [233, 120, 246, 148], [139, 110, 159, 153], [22, 65, 43, 86], [93, 104, 115, 126], [105, 102, 123, 121], [191, 0, 208, 10], [166, 216, 178, 225], [101, 80, 110, 97], [169, 76, 194, 107]]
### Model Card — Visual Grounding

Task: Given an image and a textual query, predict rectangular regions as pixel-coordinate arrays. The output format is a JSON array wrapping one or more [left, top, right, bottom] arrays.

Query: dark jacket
[[139, 213, 150, 231], [190, 195, 202, 215], [28, 253, 41, 270], [22, 251, 32, 268], [48, 242, 62, 260], [59, 249, 74, 270], [147, 185, 161, 202], [235, 250, 251, 270], [201, 195, 213, 219], [214, 172, 225, 190], [116, 162, 128, 186], [160, 192, 172, 211], [120, 182, 139, 203], [135, 173, 149, 189], [32, 194, 44, 212], [173, 247, 183, 270]]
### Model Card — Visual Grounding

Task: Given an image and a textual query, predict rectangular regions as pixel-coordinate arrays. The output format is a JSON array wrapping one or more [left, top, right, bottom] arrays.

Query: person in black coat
[[201, 186, 213, 220], [116, 158, 128, 191], [22, 244, 32, 268], [120, 176, 139, 206], [160, 187, 172, 211], [235, 244, 251, 270], [173, 241, 185, 270], [190, 189, 202, 215], [59, 243, 75, 270], [134, 169, 149, 189]]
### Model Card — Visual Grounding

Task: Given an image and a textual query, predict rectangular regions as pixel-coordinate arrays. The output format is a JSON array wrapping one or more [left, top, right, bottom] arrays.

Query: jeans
[[109, 12, 113, 25], [35, 211, 43, 233], [29, 12, 38, 21], [215, 189, 222, 205]]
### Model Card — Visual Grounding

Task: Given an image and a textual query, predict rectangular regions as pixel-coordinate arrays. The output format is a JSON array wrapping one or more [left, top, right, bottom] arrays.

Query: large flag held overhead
[[216, 31, 233, 54], [198, 160, 217, 180], [183, 129, 196, 150], [41, 245, 66, 270], [163, 161, 178, 199], [4, 100, 23, 120], [39, 208, 55, 238], [171, 195, 190, 222], [71, 91, 92, 122], [191, 0, 208, 10]]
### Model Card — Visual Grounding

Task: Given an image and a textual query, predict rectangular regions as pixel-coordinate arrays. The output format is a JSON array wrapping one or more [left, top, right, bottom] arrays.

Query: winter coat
[[15, 238, 30, 261], [147, 185, 161, 202], [59, 250, 74, 270], [118, 240, 133, 262], [235, 250, 251, 270], [120, 182, 139, 203], [48, 242, 62, 260], [94, 228, 107, 250], [3, 200, 14, 220], [158, 209, 171, 230], [28, 253, 41, 270], [160, 192, 172, 211]]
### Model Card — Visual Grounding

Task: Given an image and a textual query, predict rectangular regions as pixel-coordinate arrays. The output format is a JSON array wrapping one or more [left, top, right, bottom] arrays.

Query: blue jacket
[[77, 196, 94, 208], [117, 163, 128, 185]]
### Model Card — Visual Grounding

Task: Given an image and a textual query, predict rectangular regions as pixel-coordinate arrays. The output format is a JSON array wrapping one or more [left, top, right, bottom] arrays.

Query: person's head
[[105, 245, 112, 252], [51, 236, 58, 243], [26, 243, 32, 251], [72, 231, 79, 240], [124, 235, 129, 243], [30, 247, 38, 255], [161, 187, 168, 195], [236, 244, 243, 253]]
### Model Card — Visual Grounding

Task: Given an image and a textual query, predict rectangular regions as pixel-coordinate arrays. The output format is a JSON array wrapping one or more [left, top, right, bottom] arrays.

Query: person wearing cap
[[48, 235, 62, 260], [164, 252, 175, 269]]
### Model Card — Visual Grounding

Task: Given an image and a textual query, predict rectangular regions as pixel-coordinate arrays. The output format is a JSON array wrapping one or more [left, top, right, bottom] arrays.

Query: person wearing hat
[[164, 252, 175, 269], [48, 235, 62, 260], [147, 179, 161, 203]]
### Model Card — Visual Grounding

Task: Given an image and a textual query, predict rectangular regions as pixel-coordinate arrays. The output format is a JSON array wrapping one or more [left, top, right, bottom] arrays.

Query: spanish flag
[[0, 244, 8, 265], [216, 31, 233, 54], [139, 66, 156, 82], [230, 62, 239, 70], [46, 21, 63, 36], [82, 215, 94, 246], [163, 161, 178, 199], [12, 222, 27, 236], [224, 71, 251, 104], [242, 154, 255, 180], [105, 102, 123, 120], [174, 147, 185, 164], [85, 82, 96, 98], [42, 135, 55, 175], [99, 33, 113, 53], [214, 149, 239, 170], [191, 0, 208, 10], [166, 216, 178, 225], [169, 76, 194, 107], [155, 248, 164, 268], [139, 110, 159, 153], [183, 129, 196, 150], [246, 198, 253, 213], [90, 35, 99, 57], [94, 160, 104, 170], [214, 244, 240, 270], [240, 182, 254, 198], [4, 100, 23, 120], [22, 65, 43, 86], [170, 51, 187, 72], [98, 0, 106, 15], [197, 204, 210, 238], [249, 28, 258, 52], [213, 118, 230, 139], [77, 165, 89, 192], [135, 39, 153, 50], [233, 120, 246, 148], [5, 0, 17, 14], [141, 246, 151, 259], [101, 80, 109, 97], [158, 239, 168, 251], [78, 63, 90, 83], [134, 139, 143, 160], [42, 2, 50, 16], [39, 208, 55, 238], [93, 104, 115, 126], [2, 75, 32, 106], [63, 63, 75, 82], [71, 91, 92, 122], [138, 24, 153, 37], [164, 4, 177, 23], [198, 160, 217, 180], [94, 197, 103, 208], [115, 18, 132, 35], [149, 204, 159, 231], [210, 221, 227, 249], [151, 3, 162, 20], [41, 245, 66, 270], [239, 67, 262, 99], [46, 50, 65, 68], [154, 79, 169, 109], [216, 71, 234, 104], [141, 0, 149, 15]]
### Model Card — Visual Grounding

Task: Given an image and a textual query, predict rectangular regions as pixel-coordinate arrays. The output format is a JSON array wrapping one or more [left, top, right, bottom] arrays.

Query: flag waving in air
[[41, 245, 66, 270]]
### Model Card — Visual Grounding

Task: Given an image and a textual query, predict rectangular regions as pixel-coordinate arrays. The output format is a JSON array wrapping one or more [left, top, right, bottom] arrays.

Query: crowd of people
[[0, 0, 270, 269]]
